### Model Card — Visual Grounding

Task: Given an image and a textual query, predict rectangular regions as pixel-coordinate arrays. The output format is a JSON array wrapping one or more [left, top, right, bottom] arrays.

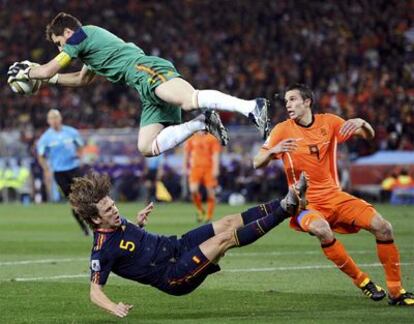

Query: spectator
[[0, 0, 412, 158]]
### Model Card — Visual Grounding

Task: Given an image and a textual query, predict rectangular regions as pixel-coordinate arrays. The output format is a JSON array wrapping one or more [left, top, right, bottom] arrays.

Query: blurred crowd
[[0, 153, 288, 204], [1, 0, 413, 158], [381, 168, 414, 204]]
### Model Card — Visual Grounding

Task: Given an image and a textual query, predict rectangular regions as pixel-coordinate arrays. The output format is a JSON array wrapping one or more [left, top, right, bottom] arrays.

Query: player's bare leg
[[137, 113, 227, 156], [138, 116, 206, 156], [137, 123, 165, 156], [154, 78, 195, 111], [138, 111, 229, 156], [155, 78, 270, 139]]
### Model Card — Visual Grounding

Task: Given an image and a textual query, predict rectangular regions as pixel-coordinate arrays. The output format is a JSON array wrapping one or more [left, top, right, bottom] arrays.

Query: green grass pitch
[[0, 202, 413, 323]]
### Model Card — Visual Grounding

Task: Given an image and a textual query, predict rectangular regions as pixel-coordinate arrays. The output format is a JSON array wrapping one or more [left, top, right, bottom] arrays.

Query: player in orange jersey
[[254, 84, 413, 306], [184, 131, 221, 222]]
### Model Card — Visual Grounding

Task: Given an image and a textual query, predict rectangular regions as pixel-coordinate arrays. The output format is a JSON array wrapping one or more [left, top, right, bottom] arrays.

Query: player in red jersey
[[254, 84, 413, 306]]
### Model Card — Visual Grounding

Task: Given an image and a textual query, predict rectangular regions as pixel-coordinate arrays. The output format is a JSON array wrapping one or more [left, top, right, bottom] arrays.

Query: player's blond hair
[[69, 173, 111, 229], [46, 12, 82, 41]]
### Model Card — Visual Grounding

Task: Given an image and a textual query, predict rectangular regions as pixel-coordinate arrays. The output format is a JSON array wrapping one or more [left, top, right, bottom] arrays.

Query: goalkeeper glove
[[7, 61, 31, 82]]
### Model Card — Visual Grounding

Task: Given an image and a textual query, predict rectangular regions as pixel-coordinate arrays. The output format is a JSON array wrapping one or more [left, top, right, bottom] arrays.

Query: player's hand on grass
[[111, 302, 133, 318], [340, 118, 364, 137], [270, 138, 299, 154], [136, 202, 154, 227]]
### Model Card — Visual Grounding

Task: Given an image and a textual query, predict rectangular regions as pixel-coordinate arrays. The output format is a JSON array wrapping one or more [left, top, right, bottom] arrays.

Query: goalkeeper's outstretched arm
[[28, 58, 95, 87], [54, 65, 96, 87], [24, 50, 95, 86]]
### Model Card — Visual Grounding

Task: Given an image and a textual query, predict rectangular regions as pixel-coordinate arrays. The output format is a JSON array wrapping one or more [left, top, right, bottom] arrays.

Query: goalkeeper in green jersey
[[8, 12, 269, 157]]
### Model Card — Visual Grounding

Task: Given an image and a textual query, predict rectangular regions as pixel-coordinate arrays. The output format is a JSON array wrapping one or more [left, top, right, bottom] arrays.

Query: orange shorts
[[189, 167, 217, 188], [290, 191, 376, 234]]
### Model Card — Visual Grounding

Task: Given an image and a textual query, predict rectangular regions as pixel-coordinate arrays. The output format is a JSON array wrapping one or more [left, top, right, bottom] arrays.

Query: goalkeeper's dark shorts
[[158, 223, 221, 296], [54, 167, 83, 197]]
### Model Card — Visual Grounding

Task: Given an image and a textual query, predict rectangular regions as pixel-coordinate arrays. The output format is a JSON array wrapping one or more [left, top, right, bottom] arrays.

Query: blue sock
[[235, 207, 287, 247], [241, 200, 283, 225]]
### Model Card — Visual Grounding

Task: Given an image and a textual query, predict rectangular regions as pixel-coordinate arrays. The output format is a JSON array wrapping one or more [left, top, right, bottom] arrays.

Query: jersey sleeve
[[62, 27, 88, 59], [259, 124, 285, 159], [90, 252, 114, 286], [72, 128, 84, 147], [326, 113, 352, 143]]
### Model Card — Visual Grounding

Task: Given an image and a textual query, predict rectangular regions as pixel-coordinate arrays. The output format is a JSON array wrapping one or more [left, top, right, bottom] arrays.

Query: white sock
[[196, 90, 256, 117], [152, 116, 205, 155]]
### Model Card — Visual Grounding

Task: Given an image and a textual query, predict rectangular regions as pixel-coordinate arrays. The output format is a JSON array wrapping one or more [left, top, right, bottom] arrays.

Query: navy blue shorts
[[159, 223, 220, 296]]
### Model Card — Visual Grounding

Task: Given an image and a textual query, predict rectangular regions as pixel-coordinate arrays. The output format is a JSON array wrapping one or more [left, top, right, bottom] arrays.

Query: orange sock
[[322, 239, 368, 286], [376, 240, 402, 297], [191, 192, 204, 213], [206, 195, 215, 220]]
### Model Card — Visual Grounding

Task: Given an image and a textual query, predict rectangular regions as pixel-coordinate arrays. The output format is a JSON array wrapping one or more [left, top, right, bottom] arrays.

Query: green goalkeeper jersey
[[62, 25, 182, 127], [63, 25, 146, 86]]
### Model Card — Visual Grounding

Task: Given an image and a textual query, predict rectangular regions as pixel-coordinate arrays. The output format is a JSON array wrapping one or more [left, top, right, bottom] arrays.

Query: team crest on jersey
[[320, 128, 327, 136], [91, 259, 101, 271]]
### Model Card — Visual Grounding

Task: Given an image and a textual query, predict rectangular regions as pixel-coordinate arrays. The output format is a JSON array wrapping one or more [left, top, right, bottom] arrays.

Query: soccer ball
[[228, 193, 246, 206], [9, 79, 42, 96], [8, 60, 42, 96]]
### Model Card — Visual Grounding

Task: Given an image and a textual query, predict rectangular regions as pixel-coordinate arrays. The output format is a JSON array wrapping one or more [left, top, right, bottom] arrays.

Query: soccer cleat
[[284, 171, 308, 216], [204, 110, 229, 146], [204, 215, 213, 223], [388, 289, 414, 306], [359, 278, 386, 301], [196, 209, 205, 223], [248, 98, 270, 140]]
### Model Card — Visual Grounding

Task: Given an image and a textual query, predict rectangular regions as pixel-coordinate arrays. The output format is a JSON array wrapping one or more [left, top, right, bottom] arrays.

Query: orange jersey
[[184, 133, 221, 170], [261, 113, 352, 204]]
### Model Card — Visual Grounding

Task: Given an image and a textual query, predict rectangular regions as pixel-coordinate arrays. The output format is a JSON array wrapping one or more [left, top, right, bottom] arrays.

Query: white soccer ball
[[228, 193, 246, 206], [9, 79, 42, 96], [8, 60, 42, 96]]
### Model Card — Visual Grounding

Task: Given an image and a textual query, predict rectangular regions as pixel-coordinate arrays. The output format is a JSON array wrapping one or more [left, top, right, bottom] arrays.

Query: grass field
[[0, 202, 413, 323]]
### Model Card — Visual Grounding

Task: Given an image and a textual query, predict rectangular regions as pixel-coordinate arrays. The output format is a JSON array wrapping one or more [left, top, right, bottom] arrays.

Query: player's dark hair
[[69, 172, 111, 229], [285, 83, 315, 108], [46, 12, 82, 41]]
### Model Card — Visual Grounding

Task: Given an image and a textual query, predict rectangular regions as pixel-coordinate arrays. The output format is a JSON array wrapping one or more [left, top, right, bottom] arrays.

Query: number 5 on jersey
[[120, 239, 135, 252]]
